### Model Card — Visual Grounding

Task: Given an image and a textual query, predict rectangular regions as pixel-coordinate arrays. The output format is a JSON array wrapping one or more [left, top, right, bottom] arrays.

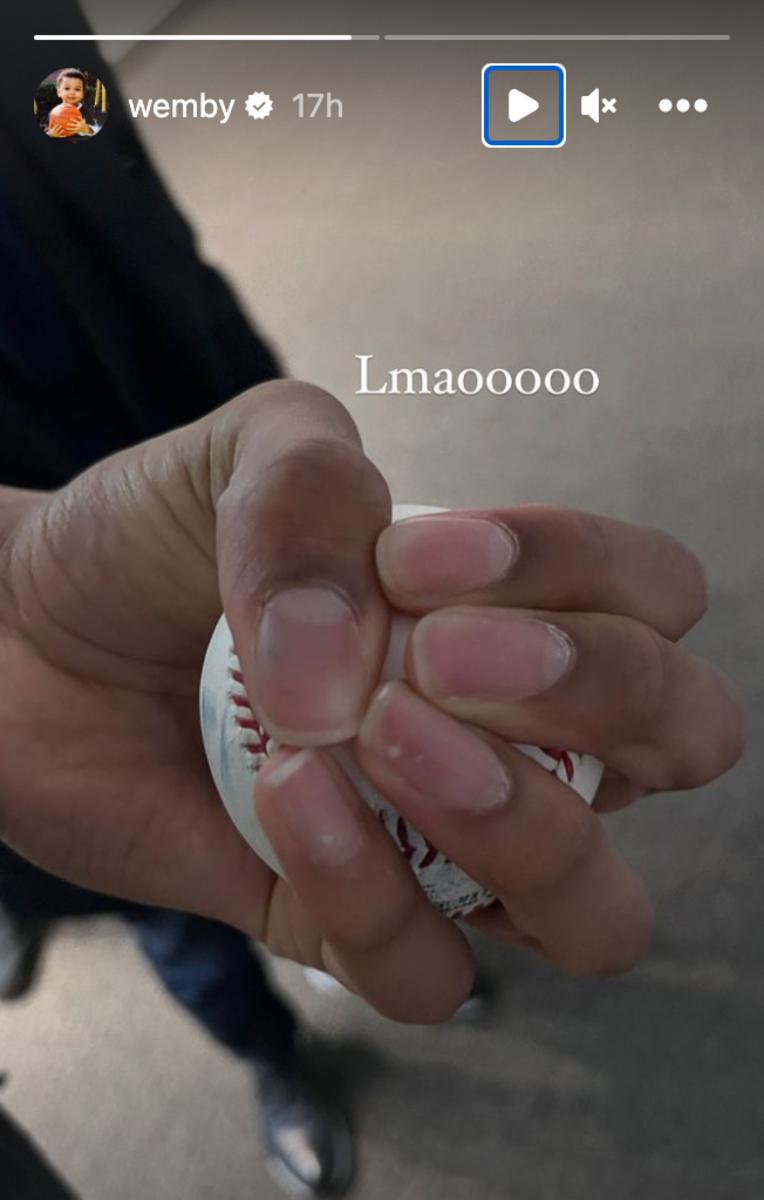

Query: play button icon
[[508, 88, 540, 123], [483, 64, 567, 148]]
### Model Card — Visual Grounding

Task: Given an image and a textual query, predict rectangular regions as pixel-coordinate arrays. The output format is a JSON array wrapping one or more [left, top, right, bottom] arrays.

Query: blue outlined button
[[482, 64, 566, 148]]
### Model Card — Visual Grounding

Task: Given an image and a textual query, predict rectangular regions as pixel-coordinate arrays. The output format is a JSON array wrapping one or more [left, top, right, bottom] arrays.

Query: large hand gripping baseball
[[200, 506, 604, 919]]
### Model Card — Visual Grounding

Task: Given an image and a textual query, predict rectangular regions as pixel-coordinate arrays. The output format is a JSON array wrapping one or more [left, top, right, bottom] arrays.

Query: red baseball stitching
[[228, 658, 271, 761], [224, 657, 580, 917], [539, 746, 578, 783], [227, 646, 444, 871]]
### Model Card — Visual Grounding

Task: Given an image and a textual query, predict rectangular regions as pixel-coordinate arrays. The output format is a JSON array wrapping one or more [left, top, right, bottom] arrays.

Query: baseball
[[199, 505, 604, 919]]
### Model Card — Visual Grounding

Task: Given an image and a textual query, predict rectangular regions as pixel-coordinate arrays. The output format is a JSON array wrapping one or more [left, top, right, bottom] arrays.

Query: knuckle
[[618, 654, 744, 792], [323, 904, 474, 1025], [565, 903, 654, 978], [596, 904, 654, 977], [359, 891, 423, 957], [509, 802, 599, 897], [262, 438, 390, 531], [218, 436, 390, 598], [240, 379, 363, 444], [579, 510, 615, 572], [326, 869, 424, 960], [620, 621, 671, 732], [669, 542, 709, 635], [566, 510, 616, 607], [268, 436, 358, 490], [677, 678, 746, 788]]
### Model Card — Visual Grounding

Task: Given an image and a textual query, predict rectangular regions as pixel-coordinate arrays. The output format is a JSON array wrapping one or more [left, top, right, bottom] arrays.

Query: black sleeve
[[1, 1, 283, 488]]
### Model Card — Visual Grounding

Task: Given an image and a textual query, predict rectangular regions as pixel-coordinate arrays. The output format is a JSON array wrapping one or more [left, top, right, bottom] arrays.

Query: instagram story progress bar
[[34, 33, 730, 43], [33, 33, 381, 42]]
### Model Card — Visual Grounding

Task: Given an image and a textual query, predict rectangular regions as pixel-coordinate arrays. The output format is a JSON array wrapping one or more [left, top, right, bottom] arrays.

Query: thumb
[[215, 381, 392, 745]]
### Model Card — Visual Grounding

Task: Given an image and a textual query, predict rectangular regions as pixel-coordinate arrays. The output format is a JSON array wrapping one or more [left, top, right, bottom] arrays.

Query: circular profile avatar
[[35, 67, 109, 140]]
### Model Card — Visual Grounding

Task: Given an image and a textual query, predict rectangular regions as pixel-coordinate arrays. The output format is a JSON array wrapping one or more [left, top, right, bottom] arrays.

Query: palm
[[0, 457, 275, 934]]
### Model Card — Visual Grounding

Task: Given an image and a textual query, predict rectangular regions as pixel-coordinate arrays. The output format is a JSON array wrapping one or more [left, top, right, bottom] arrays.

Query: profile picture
[[34, 67, 109, 140]]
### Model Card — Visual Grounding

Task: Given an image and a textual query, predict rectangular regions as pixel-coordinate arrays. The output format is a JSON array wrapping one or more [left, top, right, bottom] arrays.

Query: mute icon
[[581, 88, 617, 123]]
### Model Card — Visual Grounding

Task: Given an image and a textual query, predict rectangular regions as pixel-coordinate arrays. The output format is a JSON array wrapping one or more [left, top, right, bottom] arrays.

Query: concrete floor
[[3, 2, 763, 1197]]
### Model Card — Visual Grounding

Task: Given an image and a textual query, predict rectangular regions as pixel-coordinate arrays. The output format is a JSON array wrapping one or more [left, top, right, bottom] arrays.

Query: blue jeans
[[0, 845, 298, 1065]]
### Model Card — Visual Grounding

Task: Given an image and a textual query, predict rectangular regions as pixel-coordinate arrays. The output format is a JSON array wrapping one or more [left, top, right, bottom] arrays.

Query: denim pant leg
[[0, 845, 298, 1065], [124, 909, 299, 1065]]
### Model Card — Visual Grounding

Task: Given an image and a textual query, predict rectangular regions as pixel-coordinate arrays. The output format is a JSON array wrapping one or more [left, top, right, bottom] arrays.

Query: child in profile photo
[[45, 68, 100, 138]]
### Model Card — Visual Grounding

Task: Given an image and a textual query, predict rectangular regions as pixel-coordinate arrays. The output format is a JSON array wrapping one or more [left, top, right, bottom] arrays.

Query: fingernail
[[378, 517, 518, 595], [412, 612, 575, 701], [254, 586, 366, 742], [258, 750, 365, 867], [359, 682, 512, 812]]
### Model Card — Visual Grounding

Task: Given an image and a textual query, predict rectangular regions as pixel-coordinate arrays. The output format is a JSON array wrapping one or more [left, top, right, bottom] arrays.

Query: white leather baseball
[[199, 505, 604, 919]]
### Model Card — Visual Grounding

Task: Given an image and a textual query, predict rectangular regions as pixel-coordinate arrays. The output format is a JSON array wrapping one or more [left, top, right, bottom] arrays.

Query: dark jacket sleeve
[[1, 1, 282, 487]]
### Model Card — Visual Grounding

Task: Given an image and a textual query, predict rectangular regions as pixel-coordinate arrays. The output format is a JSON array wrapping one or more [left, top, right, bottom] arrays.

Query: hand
[[67, 117, 93, 136], [47, 117, 92, 138], [0, 380, 392, 961], [0, 385, 743, 1025], [251, 508, 743, 1020]]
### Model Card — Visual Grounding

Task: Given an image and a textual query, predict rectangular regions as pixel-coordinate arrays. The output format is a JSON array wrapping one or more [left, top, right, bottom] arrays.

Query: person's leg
[[0, 843, 147, 1000], [0, 844, 298, 1065], [0, 844, 300, 1060], [124, 909, 298, 1066], [126, 909, 353, 1195]]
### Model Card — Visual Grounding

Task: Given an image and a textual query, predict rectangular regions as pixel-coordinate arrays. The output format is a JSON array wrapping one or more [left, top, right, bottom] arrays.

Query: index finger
[[376, 506, 707, 640], [355, 682, 653, 976], [254, 746, 475, 1023]]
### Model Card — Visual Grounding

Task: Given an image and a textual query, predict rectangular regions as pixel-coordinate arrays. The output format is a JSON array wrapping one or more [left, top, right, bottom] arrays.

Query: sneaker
[[254, 1043, 354, 1197]]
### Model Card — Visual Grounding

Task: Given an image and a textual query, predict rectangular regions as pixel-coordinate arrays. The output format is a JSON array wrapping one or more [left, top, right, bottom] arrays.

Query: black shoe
[[0, 907, 49, 1002], [254, 1041, 354, 1197]]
